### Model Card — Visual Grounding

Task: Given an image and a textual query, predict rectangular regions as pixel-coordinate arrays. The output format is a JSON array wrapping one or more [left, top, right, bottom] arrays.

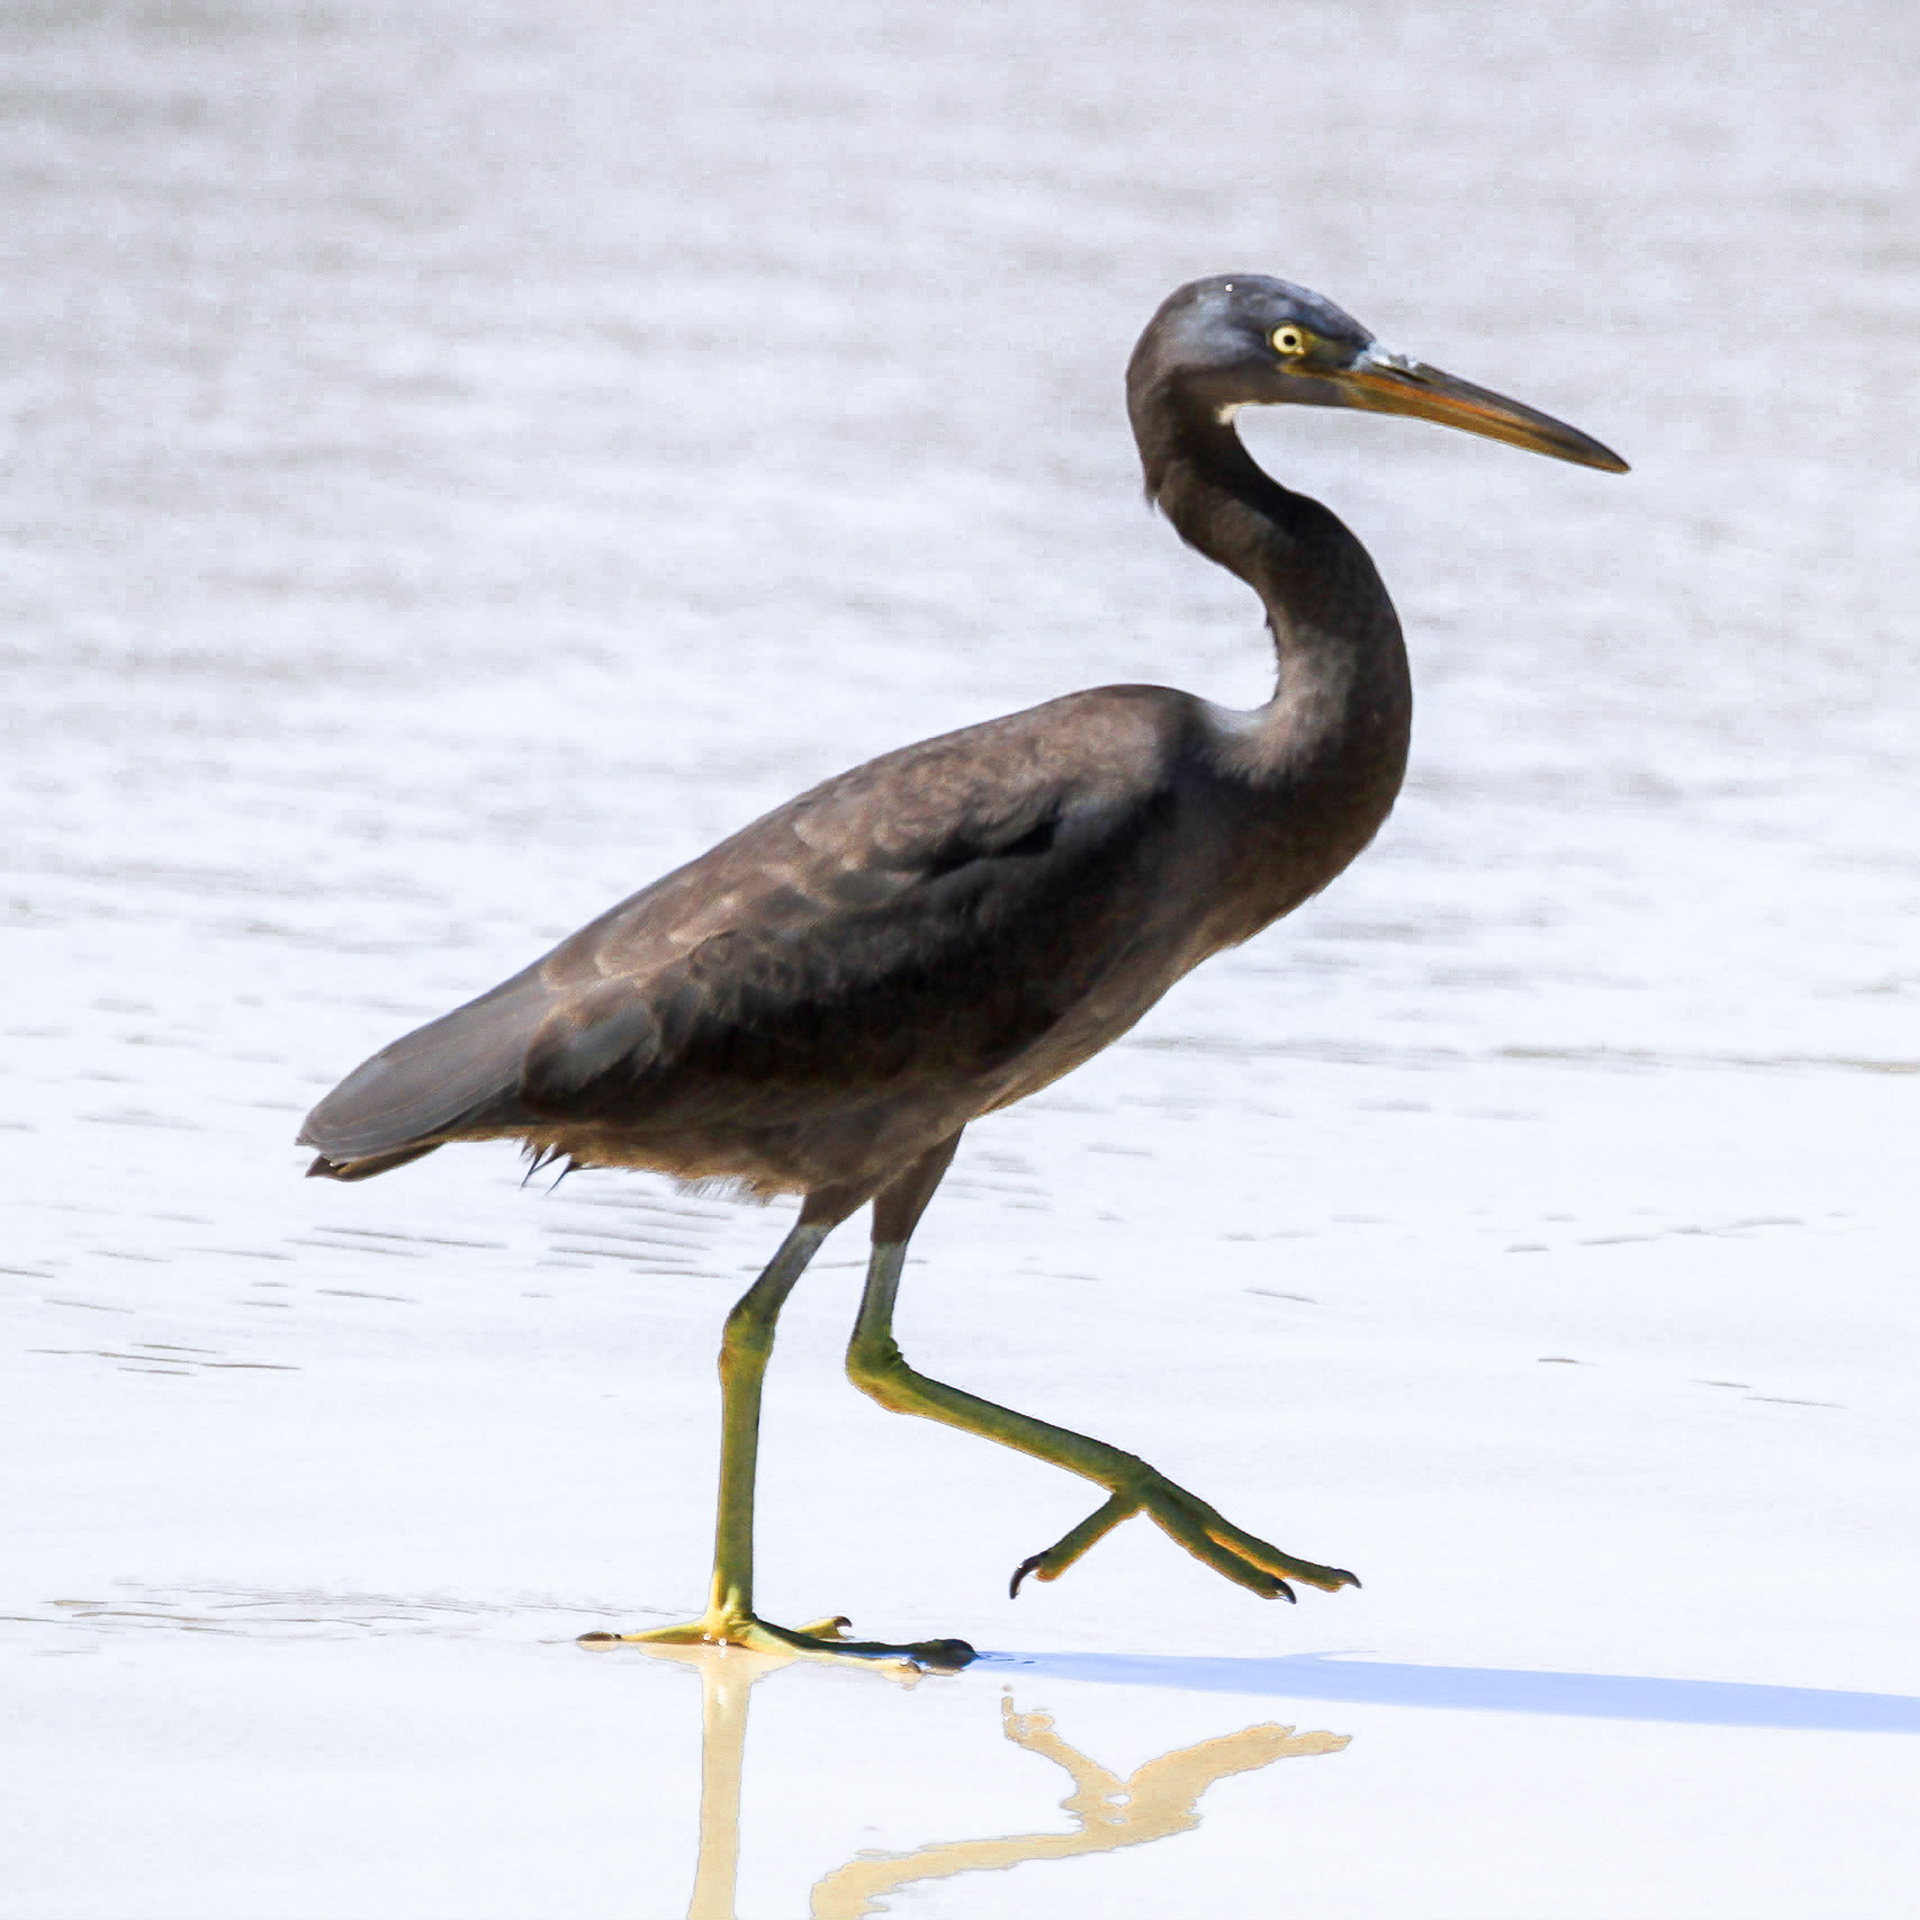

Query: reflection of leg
[[845, 1146, 1358, 1603], [637, 1640, 925, 1920], [809, 1697, 1351, 1916], [581, 1200, 973, 1672], [685, 1649, 764, 1920]]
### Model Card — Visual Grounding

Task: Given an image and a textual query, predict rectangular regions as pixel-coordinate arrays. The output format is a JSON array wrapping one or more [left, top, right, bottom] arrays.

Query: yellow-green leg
[[846, 1149, 1359, 1604], [579, 1211, 974, 1673]]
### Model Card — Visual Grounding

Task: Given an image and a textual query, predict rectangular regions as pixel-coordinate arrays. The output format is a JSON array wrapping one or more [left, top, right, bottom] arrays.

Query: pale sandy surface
[[4, 3, 1919, 1915]]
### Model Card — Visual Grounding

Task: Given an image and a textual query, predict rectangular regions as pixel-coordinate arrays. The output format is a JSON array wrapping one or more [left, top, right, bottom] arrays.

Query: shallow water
[[5, 3, 1919, 1915]]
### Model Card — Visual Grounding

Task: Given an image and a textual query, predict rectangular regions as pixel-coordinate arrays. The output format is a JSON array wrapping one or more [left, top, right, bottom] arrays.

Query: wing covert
[[516, 688, 1197, 1126]]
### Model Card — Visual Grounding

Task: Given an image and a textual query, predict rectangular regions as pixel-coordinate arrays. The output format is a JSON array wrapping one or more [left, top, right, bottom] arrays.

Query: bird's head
[[1129, 275, 1627, 474]]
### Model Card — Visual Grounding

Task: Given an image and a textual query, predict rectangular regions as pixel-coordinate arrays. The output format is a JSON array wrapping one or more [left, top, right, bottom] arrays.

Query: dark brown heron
[[302, 276, 1625, 1672]]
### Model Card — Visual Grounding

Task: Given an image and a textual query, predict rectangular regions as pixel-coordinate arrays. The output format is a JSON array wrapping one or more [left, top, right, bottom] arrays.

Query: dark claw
[[1009, 1555, 1045, 1599], [914, 1638, 978, 1673], [1275, 1580, 1297, 1604]]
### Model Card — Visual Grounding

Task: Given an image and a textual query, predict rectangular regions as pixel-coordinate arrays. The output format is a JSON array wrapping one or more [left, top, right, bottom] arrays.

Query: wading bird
[[302, 276, 1624, 1671]]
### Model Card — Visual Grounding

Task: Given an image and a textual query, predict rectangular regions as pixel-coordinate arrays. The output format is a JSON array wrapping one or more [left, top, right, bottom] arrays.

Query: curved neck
[[1134, 396, 1409, 706], [1135, 380, 1409, 814]]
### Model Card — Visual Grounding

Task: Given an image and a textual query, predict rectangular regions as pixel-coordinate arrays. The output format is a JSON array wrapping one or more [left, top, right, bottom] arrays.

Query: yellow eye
[[1272, 325, 1309, 357]]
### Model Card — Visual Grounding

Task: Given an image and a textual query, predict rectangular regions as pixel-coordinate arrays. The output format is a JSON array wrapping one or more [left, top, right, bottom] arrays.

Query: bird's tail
[[298, 963, 554, 1181]]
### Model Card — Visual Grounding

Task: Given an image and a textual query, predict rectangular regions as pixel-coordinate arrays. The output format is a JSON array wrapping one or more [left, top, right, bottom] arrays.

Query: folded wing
[[300, 687, 1198, 1177]]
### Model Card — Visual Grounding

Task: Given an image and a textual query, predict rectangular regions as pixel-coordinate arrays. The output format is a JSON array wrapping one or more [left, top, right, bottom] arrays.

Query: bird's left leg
[[847, 1147, 1358, 1604], [579, 1195, 972, 1674]]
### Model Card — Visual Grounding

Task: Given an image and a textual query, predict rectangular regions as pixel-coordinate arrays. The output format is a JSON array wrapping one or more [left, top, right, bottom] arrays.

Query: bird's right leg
[[846, 1145, 1358, 1605], [580, 1201, 972, 1674]]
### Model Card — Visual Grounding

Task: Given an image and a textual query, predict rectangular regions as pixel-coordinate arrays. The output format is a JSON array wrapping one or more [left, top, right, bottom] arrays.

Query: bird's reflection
[[640, 1643, 1349, 1919]]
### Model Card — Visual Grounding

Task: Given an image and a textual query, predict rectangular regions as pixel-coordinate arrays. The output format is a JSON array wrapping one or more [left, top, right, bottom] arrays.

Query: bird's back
[[302, 685, 1240, 1196]]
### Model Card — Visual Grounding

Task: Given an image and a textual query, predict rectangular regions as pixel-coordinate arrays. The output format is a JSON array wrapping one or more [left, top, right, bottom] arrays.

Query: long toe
[[777, 1619, 977, 1672], [1140, 1477, 1360, 1596], [1006, 1475, 1357, 1603], [586, 1610, 974, 1674]]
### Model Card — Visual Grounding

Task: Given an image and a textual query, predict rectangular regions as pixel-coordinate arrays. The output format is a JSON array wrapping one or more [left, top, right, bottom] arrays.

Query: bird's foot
[[1010, 1471, 1360, 1601], [577, 1610, 975, 1676]]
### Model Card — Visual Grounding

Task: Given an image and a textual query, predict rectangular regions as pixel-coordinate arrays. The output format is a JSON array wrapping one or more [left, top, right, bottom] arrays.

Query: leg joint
[[720, 1303, 777, 1373], [846, 1336, 915, 1410]]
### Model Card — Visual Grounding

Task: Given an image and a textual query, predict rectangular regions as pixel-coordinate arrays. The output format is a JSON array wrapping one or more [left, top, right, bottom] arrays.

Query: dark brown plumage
[[304, 676, 1391, 1197], [300, 277, 1623, 1662]]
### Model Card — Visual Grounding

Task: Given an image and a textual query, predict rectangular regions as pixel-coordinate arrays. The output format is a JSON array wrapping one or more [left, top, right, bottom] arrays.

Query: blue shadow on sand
[[978, 1651, 1920, 1734]]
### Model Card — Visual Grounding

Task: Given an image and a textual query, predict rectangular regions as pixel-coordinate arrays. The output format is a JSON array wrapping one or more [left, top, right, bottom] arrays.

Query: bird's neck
[[1138, 401, 1412, 806]]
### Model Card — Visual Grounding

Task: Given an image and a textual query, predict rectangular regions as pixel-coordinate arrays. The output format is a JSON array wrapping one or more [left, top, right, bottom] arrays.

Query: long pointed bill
[[1340, 345, 1628, 473]]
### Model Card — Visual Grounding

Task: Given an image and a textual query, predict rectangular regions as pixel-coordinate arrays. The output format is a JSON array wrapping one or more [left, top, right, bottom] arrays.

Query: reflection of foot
[[578, 1611, 975, 1675], [1009, 1468, 1361, 1601], [809, 1696, 1352, 1915]]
